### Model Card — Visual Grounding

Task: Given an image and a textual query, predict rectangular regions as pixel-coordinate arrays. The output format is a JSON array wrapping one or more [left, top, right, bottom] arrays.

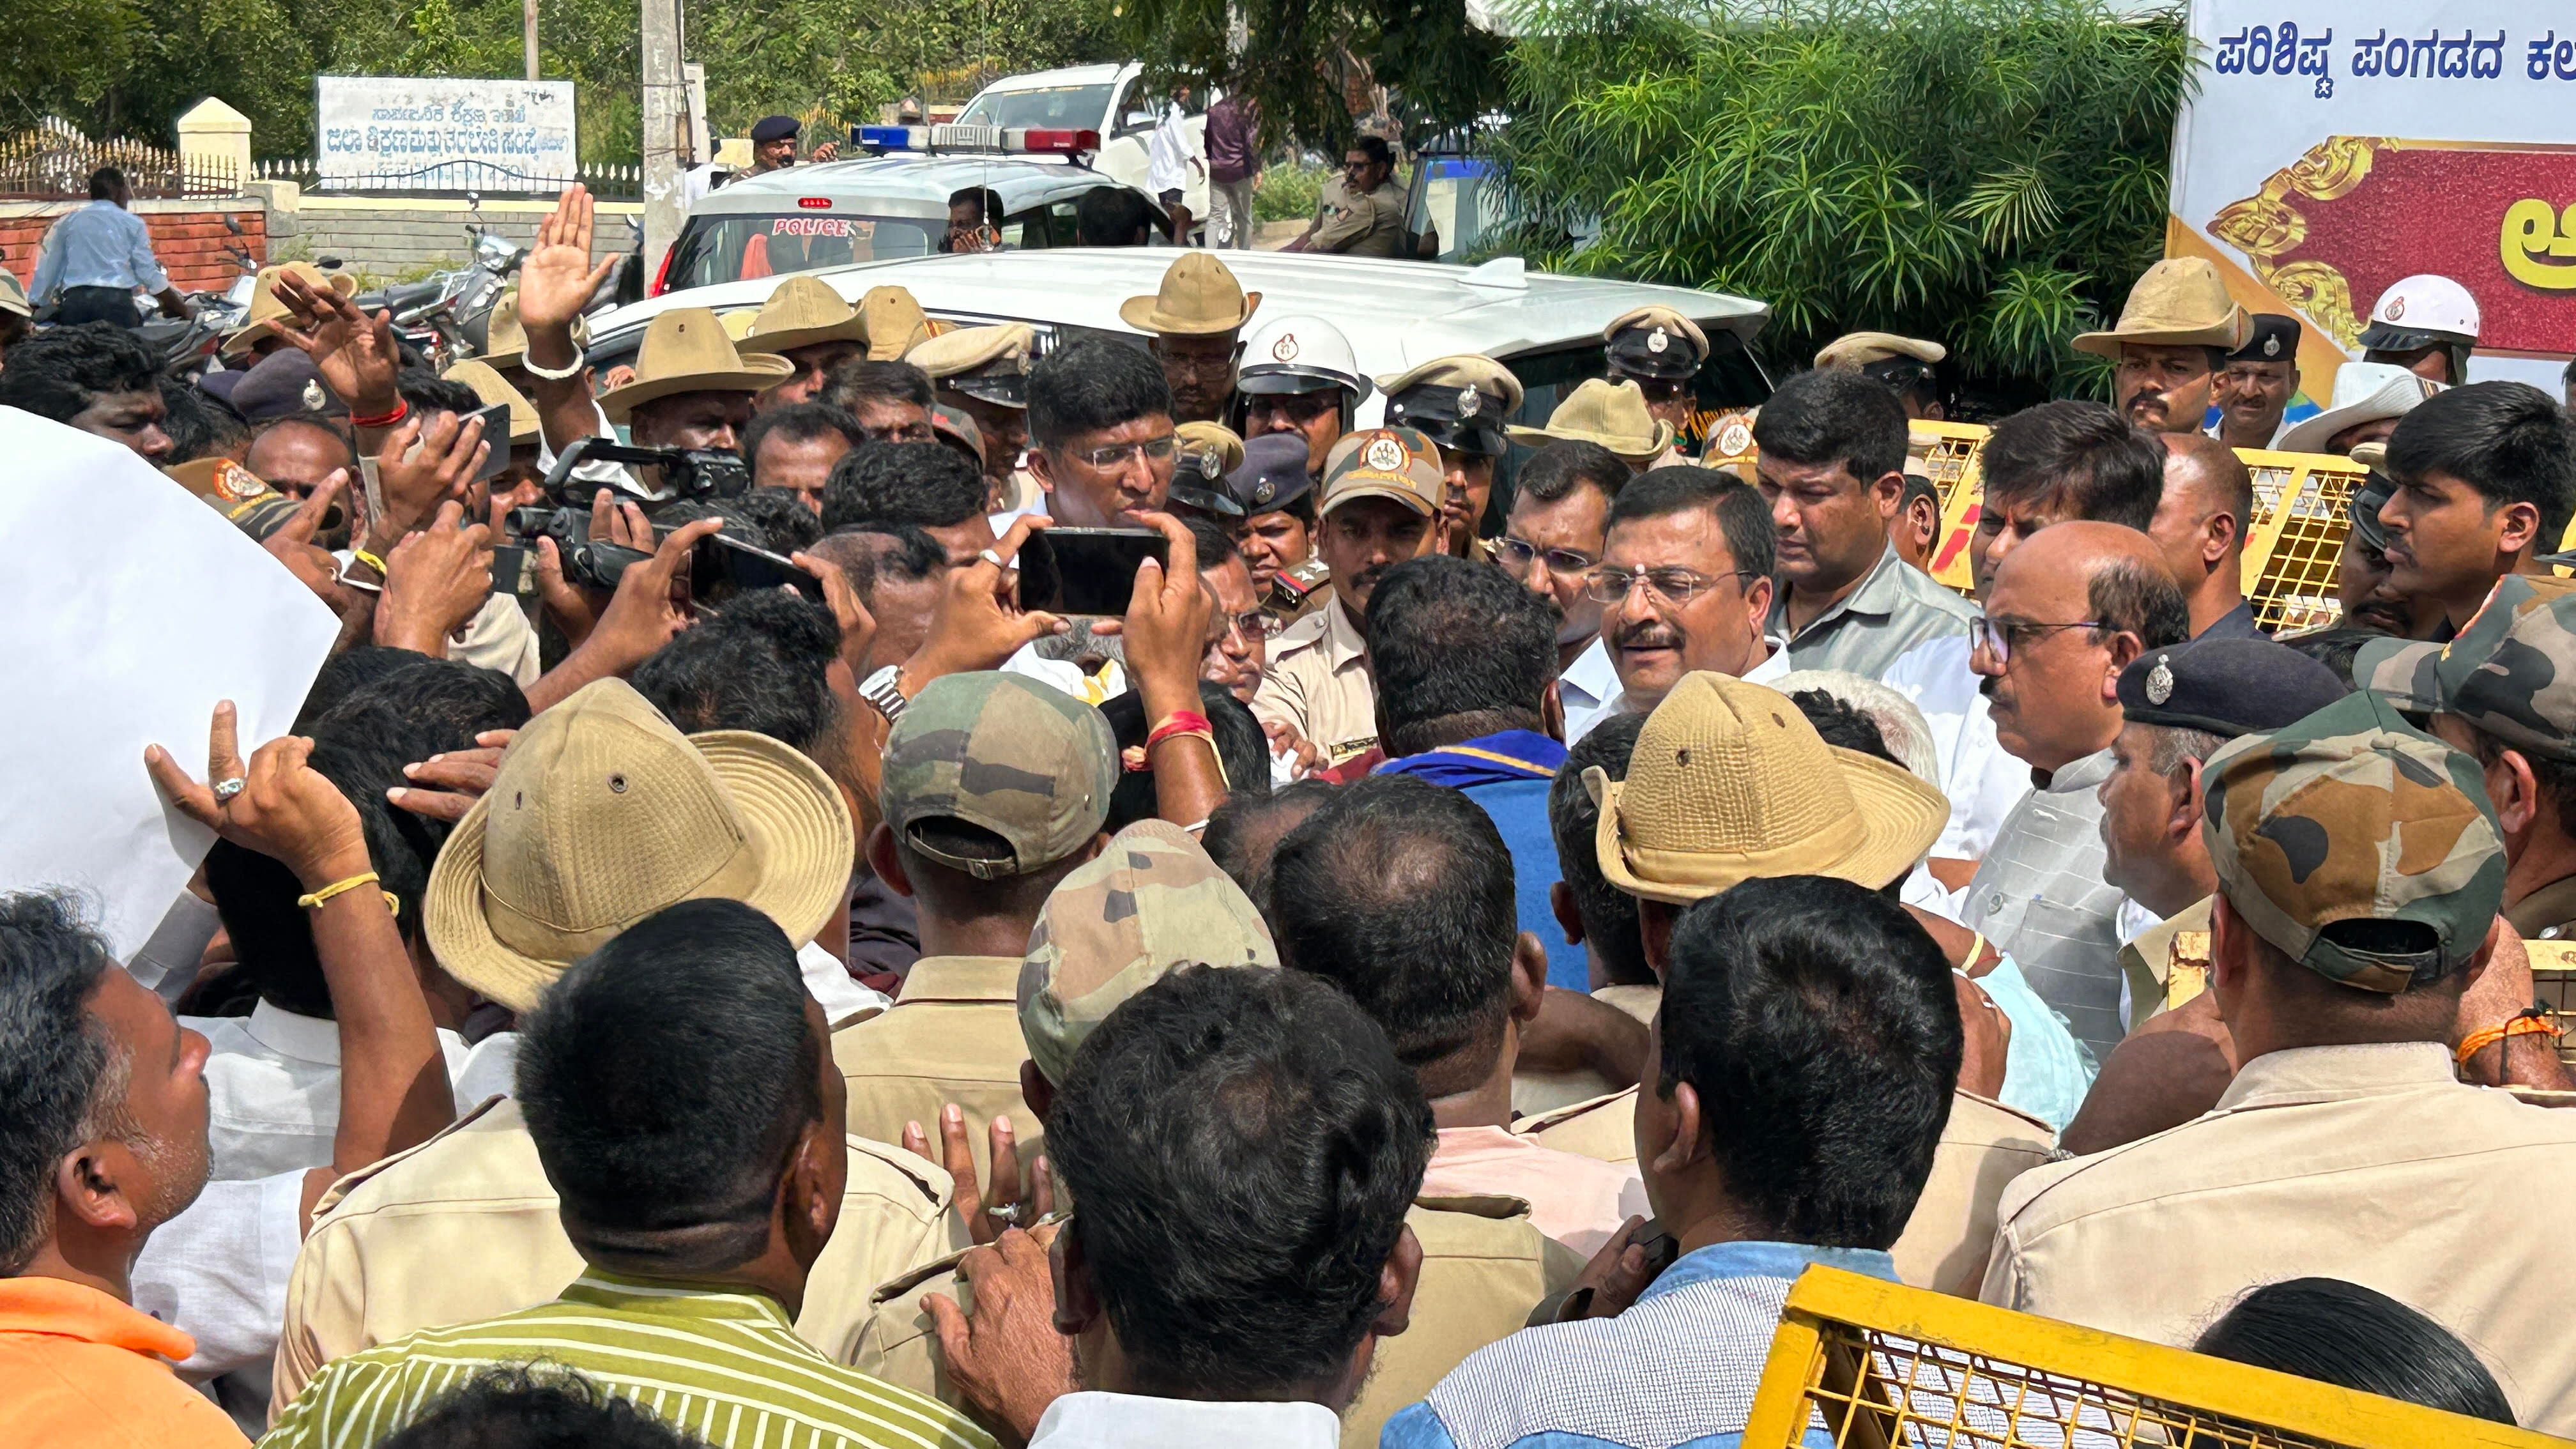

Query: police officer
[[906, 323, 1033, 502], [1226, 433, 1329, 623], [2209, 313, 2303, 450], [2360, 274, 2479, 386], [743, 114, 834, 177], [2097, 638, 2352, 1032], [1814, 332, 1949, 420], [1167, 420, 1246, 533], [1602, 305, 1711, 453], [1233, 314, 1370, 480], [1379, 355, 1524, 558]]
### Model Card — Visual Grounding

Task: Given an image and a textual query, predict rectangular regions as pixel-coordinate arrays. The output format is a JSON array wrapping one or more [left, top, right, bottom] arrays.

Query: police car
[[599, 248, 1771, 432], [955, 63, 1211, 224], [654, 135, 1171, 296]]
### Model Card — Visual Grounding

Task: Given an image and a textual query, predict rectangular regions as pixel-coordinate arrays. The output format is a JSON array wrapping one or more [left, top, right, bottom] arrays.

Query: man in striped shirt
[[261, 901, 995, 1449]]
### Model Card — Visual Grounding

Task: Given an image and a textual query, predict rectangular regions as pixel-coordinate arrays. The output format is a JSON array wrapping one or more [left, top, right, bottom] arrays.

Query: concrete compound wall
[[1, 199, 268, 296], [259, 188, 642, 284]]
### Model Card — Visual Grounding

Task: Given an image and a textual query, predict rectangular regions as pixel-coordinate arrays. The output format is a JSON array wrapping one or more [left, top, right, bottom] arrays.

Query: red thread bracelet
[[350, 400, 410, 430], [1147, 711, 1214, 747]]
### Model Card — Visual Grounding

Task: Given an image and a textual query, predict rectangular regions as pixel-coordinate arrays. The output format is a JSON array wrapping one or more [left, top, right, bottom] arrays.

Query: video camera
[[492, 438, 753, 595]]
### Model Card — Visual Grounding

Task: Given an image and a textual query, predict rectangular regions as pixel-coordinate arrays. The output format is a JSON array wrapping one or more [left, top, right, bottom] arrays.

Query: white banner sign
[[2168, 1, 2576, 397], [316, 76, 578, 192]]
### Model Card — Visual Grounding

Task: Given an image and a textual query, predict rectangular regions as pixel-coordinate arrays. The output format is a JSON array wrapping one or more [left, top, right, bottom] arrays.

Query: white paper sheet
[[0, 408, 339, 962]]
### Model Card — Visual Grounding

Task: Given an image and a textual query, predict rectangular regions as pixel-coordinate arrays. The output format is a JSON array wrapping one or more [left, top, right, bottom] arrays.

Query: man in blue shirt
[[1365, 553, 1584, 987], [1383, 873, 1964, 1449], [27, 167, 190, 328]]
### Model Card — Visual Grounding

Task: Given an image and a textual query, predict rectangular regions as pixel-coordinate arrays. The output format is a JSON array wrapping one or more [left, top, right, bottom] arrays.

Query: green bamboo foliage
[[1496, 0, 2191, 403]]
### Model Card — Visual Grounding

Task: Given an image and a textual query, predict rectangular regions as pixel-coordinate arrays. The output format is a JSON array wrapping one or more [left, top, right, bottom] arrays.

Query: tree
[[1495, 0, 2192, 404], [1110, 0, 1509, 150], [1, 0, 1115, 166]]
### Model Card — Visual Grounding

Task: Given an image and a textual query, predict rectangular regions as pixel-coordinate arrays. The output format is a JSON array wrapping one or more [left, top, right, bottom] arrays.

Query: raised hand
[[899, 514, 1067, 691], [901, 1105, 1055, 1248], [145, 702, 369, 887], [376, 500, 496, 655], [368, 410, 490, 546], [273, 270, 402, 420], [517, 184, 620, 337], [1116, 509, 1213, 717]]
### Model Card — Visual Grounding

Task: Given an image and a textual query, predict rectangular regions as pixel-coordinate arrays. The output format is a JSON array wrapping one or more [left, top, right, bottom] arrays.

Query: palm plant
[[1497, 0, 2191, 406]]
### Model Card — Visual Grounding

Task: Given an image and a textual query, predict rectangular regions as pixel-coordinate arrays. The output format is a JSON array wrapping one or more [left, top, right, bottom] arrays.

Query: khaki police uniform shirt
[[1519, 1087, 2052, 1297], [833, 955, 1036, 1187], [270, 1096, 956, 1421], [1981, 1041, 2576, 1436], [847, 1197, 1576, 1449], [1251, 592, 1379, 762], [1310, 176, 1407, 258]]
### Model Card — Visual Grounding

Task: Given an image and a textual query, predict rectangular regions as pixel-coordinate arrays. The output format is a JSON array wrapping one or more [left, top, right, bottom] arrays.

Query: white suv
[[956, 63, 1210, 225]]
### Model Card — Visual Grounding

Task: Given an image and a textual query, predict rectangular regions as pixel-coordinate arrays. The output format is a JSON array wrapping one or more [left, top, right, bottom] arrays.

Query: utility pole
[[524, 0, 539, 81], [640, 0, 684, 280]]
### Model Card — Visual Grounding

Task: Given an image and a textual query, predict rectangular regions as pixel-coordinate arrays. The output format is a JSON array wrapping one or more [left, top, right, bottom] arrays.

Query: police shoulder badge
[[211, 459, 268, 503], [1272, 333, 1300, 362], [2145, 652, 2174, 705], [1715, 418, 1753, 458], [1364, 436, 1406, 472], [1457, 387, 1480, 417]]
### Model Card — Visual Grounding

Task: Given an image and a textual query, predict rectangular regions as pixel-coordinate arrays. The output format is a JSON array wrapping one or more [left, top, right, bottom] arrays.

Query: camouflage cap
[[879, 671, 1116, 879], [1017, 818, 1277, 1084], [2354, 575, 2576, 761], [2203, 689, 2504, 992]]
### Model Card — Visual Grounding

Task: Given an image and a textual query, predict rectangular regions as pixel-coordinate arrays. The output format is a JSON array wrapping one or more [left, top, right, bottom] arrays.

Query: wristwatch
[[857, 664, 908, 724]]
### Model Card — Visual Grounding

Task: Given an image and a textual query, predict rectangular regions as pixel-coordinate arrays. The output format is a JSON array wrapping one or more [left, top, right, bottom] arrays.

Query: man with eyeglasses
[[1583, 467, 1789, 731], [1756, 369, 1977, 678], [1024, 337, 1179, 527], [1602, 305, 1710, 456], [1491, 441, 1630, 744], [1382, 354, 1524, 558], [1252, 428, 1446, 763], [1234, 314, 1367, 480], [1880, 401, 2168, 872], [1961, 521, 2191, 1061]]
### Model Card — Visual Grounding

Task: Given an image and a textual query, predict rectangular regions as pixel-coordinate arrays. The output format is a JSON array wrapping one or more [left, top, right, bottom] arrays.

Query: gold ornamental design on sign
[[2209, 135, 2386, 348]]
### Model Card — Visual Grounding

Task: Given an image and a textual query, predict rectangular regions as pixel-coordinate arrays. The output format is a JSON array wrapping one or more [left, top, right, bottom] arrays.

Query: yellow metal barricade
[[1742, 1266, 2558, 1449], [2518, 940, 2576, 1071], [1906, 423, 2370, 631]]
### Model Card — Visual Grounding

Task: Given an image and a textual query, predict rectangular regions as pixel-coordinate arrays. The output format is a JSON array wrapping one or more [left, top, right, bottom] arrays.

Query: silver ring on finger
[[985, 1202, 1024, 1227], [979, 548, 1009, 569], [212, 777, 249, 805]]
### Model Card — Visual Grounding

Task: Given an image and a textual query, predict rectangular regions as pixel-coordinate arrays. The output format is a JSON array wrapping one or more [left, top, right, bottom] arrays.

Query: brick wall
[[1, 201, 266, 296]]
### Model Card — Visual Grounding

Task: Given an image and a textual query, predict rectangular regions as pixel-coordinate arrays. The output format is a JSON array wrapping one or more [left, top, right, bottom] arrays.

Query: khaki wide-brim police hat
[[2071, 258, 2250, 360], [1119, 252, 1261, 335], [1506, 377, 1674, 461], [860, 285, 934, 361], [220, 263, 360, 358], [442, 358, 540, 445], [745, 273, 871, 355], [1591, 671, 1948, 906], [425, 679, 852, 1013], [0, 267, 29, 319], [597, 307, 793, 423]]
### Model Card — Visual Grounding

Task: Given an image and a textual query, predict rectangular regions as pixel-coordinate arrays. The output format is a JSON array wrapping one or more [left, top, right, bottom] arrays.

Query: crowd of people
[[7, 178, 2576, 1449]]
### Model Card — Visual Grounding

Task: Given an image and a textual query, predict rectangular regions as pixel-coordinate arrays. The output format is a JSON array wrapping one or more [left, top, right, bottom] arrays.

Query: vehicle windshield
[[958, 83, 1114, 131], [664, 213, 942, 291], [1406, 156, 1510, 265]]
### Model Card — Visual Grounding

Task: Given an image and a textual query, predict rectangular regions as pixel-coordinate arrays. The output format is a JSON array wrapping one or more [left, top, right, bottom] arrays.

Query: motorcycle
[[133, 217, 261, 376], [335, 194, 528, 371]]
